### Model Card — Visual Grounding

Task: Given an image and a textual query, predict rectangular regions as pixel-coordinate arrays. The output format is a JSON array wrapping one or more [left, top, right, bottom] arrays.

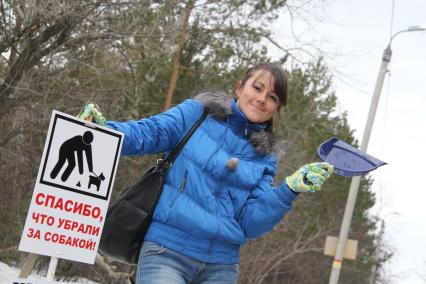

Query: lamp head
[[407, 25, 426, 31]]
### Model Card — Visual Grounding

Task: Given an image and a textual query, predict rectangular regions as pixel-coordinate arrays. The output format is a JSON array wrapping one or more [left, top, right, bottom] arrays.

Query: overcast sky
[[272, 0, 426, 283]]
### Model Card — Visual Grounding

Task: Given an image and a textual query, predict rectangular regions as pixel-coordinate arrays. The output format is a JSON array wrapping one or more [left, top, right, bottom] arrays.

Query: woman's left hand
[[78, 102, 106, 126], [285, 162, 333, 193]]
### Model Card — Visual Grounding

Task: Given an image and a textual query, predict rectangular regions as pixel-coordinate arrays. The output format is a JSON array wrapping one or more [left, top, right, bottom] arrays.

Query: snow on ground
[[0, 261, 98, 284]]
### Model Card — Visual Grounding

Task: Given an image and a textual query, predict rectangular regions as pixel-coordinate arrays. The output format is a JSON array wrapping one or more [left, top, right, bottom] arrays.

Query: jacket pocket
[[166, 170, 188, 222], [217, 188, 234, 218], [171, 170, 188, 206], [179, 170, 189, 192]]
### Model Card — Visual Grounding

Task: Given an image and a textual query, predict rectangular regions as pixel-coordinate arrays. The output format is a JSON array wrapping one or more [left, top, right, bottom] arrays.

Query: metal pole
[[329, 46, 392, 284], [368, 220, 385, 284]]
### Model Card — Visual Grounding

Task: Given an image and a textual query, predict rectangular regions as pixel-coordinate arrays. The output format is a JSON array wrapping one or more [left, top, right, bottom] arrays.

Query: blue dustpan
[[317, 137, 387, 177]]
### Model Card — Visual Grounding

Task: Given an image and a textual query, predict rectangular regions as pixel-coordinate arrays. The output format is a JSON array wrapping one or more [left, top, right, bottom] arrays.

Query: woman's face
[[236, 70, 280, 123]]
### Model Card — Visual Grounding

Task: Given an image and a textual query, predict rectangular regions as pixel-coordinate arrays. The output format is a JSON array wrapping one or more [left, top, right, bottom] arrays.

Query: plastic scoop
[[316, 137, 387, 177]]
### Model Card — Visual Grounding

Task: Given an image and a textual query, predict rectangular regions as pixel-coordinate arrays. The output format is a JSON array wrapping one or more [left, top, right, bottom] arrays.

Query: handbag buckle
[[159, 161, 172, 175]]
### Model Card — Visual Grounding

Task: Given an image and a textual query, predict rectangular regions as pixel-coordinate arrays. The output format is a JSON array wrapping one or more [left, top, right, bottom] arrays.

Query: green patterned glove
[[285, 162, 333, 193], [78, 102, 106, 126]]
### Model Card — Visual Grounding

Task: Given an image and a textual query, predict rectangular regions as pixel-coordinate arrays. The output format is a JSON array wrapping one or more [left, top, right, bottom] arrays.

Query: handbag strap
[[158, 111, 207, 175]]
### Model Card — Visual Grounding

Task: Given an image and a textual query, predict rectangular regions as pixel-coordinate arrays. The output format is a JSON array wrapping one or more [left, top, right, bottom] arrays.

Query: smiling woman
[[236, 63, 288, 124], [81, 62, 333, 284]]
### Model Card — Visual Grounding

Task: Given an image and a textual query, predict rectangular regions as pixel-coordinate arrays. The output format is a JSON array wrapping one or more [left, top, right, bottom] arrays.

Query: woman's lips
[[250, 104, 265, 112]]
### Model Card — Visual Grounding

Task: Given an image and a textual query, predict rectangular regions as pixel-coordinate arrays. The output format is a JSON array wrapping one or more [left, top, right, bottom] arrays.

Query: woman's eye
[[253, 85, 262, 91], [268, 95, 279, 103]]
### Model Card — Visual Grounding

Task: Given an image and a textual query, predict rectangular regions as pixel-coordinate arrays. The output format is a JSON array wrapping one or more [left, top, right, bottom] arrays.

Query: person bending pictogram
[[50, 131, 94, 182]]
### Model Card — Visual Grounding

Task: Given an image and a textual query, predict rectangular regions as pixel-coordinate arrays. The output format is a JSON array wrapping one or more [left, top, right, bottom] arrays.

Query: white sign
[[19, 110, 123, 264]]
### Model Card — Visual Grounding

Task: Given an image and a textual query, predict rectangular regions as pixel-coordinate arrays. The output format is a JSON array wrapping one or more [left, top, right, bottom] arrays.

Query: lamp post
[[328, 25, 426, 284]]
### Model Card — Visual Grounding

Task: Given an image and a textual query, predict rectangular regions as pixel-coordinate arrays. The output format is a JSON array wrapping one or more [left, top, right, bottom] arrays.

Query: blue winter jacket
[[106, 92, 297, 264]]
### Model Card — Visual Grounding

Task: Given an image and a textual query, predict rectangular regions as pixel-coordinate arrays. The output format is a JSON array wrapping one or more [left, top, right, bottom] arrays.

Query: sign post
[[18, 110, 123, 279]]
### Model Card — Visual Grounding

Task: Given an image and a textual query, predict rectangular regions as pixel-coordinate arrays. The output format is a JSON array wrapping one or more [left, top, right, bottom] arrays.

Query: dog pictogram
[[88, 172, 105, 191]]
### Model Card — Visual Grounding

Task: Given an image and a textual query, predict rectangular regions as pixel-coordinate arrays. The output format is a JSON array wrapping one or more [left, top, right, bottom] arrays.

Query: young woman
[[80, 63, 333, 284]]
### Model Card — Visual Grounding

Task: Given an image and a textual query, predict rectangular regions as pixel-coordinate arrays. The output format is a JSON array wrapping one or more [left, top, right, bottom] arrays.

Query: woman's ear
[[235, 80, 242, 98]]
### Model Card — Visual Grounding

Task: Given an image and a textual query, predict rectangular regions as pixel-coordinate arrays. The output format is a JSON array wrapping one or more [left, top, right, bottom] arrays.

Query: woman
[[80, 63, 333, 284]]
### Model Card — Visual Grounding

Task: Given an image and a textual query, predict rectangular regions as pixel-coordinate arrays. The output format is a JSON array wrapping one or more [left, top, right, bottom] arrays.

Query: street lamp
[[328, 25, 426, 284]]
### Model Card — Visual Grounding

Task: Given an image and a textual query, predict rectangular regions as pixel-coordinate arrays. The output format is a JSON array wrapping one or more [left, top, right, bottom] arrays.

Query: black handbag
[[98, 112, 207, 264]]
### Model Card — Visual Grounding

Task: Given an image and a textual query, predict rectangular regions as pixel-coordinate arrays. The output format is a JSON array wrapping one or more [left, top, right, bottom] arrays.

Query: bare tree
[[0, 1, 100, 104]]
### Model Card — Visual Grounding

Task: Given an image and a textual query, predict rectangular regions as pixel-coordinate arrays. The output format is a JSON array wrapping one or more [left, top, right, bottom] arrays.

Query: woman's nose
[[256, 92, 267, 103]]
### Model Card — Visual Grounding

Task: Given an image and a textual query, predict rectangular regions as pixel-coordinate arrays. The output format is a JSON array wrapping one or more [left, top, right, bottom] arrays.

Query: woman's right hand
[[78, 102, 106, 126]]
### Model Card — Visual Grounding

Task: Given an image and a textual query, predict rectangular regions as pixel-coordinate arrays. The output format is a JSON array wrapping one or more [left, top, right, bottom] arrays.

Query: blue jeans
[[136, 241, 239, 284]]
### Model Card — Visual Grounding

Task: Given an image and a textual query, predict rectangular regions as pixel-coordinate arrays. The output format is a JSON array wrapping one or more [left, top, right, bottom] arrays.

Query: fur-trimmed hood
[[194, 91, 278, 155]]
